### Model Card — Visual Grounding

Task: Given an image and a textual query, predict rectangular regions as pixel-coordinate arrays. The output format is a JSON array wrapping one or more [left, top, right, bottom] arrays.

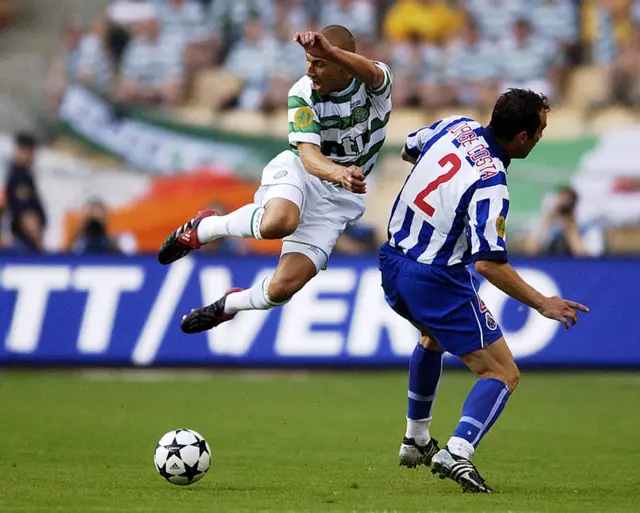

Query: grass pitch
[[1, 370, 639, 513]]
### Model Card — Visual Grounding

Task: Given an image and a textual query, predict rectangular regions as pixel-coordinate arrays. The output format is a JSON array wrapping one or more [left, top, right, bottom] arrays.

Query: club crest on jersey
[[496, 216, 506, 239], [352, 106, 369, 124], [485, 312, 498, 331], [294, 107, 314, 128]]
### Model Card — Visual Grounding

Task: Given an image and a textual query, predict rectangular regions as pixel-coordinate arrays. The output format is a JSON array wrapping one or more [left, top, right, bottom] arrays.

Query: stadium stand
[[3, 0, 640, 254]]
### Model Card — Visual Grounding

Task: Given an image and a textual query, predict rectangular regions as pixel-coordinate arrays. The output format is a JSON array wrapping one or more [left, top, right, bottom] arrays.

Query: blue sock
[[407, 344, 443, 420], [451, 378, 510, 452]]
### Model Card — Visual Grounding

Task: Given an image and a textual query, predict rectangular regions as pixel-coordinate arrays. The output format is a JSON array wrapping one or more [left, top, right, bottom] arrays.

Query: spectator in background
[[526, 0, 579, 96], [75, 17, 115, 95], [222, 16, 279, 110], [582, 0, 631, 66], [320, 0, 376, 40], [70, 199, 122, 255], [209, 0, 276, 54], [580, 0, 640, 107], [261, 0, 311, 110], [498, 18, 560, 100], [155, 0, 219, 70], [445, 16, 499, 115], [44, 21, 83, 113], [3, 133, 46, 252], [527, 0, 579, 62], [465, 0, 524, 42], [389, 33, 449, 109], [384, 0, 462, 45], [613, 5, 640, 106], [115, 16, 185, 106], [524, 186, 605, 257]]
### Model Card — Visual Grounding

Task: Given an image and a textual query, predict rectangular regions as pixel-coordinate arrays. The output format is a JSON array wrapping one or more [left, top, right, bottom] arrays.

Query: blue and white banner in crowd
[[0, 255, 638, 367]]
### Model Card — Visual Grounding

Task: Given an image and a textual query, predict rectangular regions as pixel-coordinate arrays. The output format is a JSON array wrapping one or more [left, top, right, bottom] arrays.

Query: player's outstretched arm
[[294, 32, 385, 90], [475, 260, 589, 329], [297, 143, 366, 194]]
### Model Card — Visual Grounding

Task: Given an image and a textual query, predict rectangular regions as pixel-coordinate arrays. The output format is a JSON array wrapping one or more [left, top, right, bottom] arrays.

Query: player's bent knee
[[419, 335, 443, 353], [267, 275, 306, 304], [260, 210, 299, 239], [505, 366, 520, 393], [476, 368, 519, 393]]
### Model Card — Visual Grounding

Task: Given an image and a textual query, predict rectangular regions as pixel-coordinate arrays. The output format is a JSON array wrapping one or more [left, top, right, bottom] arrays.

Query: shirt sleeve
[[366, 61, 392, 97], [467, 177, 510, 262], [287, 91, 322, 147], [403, 120, 441, 160]]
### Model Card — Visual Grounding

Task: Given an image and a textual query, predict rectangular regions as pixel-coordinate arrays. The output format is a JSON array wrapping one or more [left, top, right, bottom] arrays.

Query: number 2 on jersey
[[414, 153, 462, 216]]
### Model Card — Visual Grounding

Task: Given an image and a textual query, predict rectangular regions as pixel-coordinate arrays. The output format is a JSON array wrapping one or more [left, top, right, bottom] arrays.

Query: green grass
[[1, 370, 639, 513]]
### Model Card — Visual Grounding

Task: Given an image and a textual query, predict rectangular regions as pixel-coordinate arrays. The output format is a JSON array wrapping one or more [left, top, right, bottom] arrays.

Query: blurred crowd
[[0, 129, 605, 257], [0, 131, 380, 256], [5, 0, 640, 257], [43, 0, 640, 115]]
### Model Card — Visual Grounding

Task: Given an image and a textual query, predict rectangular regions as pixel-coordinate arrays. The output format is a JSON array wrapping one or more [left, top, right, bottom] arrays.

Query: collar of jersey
[[481, 125, 511, 170], [326, 77, 359, 97]]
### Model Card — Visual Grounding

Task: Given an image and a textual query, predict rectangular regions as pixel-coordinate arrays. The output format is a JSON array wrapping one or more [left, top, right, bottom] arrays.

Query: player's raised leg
[[177, 183, 317, 334], [399, 333, 442, 468], [181, 250, 317, 333], [431, 337, 519, 493], [157, 192, 299, 265]]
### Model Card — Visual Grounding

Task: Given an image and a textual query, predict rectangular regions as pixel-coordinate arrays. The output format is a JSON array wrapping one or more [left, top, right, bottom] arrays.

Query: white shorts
[[254, 150, 365, 270]]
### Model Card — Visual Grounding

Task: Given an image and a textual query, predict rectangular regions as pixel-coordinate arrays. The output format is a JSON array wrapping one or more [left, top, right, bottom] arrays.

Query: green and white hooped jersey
[[287, 61, 393, 181]]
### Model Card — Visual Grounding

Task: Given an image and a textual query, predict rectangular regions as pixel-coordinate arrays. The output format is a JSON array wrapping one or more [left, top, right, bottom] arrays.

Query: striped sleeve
[[367, 61, 392, 97], [287, 83, 321, 147], [467, 176, 510, 262], [405, 116, 473, 160], [404, 120, 442, 159]]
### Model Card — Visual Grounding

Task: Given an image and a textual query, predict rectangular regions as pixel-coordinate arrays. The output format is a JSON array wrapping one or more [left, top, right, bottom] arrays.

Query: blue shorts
[[379, 243, 503, 356]]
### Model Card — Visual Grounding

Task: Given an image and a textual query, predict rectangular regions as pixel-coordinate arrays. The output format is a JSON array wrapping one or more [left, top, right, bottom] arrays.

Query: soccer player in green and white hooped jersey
[[158, 25, 393, 333]]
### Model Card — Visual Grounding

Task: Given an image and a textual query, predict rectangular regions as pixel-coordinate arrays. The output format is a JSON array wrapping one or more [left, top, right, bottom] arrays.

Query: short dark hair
[[489, 89, 550, 141], [321, 25, 356, 53], [15, 132, 37, 149], [556, 185, 578, 202]]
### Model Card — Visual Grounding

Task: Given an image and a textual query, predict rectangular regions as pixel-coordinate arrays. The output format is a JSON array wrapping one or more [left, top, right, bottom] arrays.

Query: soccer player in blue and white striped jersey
[[380, 89, 589, 493]]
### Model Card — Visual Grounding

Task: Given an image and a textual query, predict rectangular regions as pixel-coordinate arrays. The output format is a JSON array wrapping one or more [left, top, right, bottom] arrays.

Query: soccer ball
[[154, 428, 211, 485]]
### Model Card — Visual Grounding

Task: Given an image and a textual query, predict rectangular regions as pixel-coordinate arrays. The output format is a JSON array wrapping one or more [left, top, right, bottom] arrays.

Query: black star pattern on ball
[[158, 462, 172, 480], [196, 439, 209, 457], [182, 461, 202, 483], [165, 434, 187, 457]]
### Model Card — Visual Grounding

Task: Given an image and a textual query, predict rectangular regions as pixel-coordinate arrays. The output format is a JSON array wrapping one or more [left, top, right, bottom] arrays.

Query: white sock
[[447, 436, 475, 461], [197, 204, 264, 243], [405, 417, 432, 446], [224, 277, 287, 314]]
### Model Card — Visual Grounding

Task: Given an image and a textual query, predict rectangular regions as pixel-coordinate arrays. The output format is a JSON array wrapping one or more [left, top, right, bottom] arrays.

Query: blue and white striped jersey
[[387, 116, 511, 267]]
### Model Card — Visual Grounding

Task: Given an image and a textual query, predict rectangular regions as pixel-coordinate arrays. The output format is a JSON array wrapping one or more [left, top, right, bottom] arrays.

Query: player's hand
[[293, 31, 336, 60], [537, 296, 590, 329], [337, 166, 366, 194]]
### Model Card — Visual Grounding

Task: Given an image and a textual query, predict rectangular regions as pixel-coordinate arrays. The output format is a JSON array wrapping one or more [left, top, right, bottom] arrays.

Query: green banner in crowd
[[59, 86, 288, 177], [58, 86, 598, 210]]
